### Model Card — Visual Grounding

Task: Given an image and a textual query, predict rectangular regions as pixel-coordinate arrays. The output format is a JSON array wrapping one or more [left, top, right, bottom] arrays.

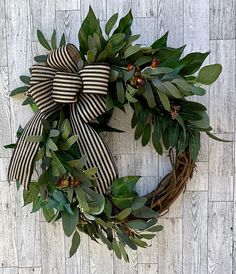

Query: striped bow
[[8, 44, 118, 194]]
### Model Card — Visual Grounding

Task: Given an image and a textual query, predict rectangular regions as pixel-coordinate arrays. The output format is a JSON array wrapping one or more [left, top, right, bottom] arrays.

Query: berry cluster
[[57, 177, 80, 188]]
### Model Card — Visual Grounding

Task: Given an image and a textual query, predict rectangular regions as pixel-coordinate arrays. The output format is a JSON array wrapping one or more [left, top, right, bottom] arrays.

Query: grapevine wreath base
[[5, 7, 224, 261]]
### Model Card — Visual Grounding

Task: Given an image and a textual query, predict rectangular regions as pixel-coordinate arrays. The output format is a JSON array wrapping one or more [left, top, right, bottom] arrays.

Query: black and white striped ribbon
[[8, 44, 118, 194]]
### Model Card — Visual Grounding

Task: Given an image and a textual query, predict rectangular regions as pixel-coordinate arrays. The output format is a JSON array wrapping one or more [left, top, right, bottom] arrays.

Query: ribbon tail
[[70, 103, 118, 194], [8, 107, 60, 189]]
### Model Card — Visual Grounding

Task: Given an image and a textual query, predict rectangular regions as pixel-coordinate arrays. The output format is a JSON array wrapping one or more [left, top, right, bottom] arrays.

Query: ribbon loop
[[8, 44, 118, 194]]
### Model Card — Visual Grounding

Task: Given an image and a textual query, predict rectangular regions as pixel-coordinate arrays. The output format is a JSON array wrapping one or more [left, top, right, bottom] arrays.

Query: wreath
[[5, 7, 225, 261]]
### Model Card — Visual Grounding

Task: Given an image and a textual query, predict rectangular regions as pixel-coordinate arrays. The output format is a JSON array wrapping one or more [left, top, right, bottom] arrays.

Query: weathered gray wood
[[113, 249, 138, 274], [138, 263, 158, 274], [0, 68, 11, 157], [80, 0, 106, 20], [208, 202, 233, 274], [65, 233, 89, 274], [209, 40, 235, 133], [0, 158, 11, 182], [56, 10, 81, 46], [209, 134, 234, 201], [183, 192, 208, 274], [89, 240, 113, 274], [138, 235, 159, 264], [19, 268, 41, 274], [0, 182, 18, 267], [56, 0, 79, 11], [0, 0, 7, 67], [156, 0, 184, 47], [16, 191, 41, 267], [107, 0, 131, 18], [210, 0, 236, 39], [132, 0, 157, 17], [186, 161, 208, 191], [30, 0, 56, 41], [41, 222, 66, 274], [158, 218, 182, 274], [0, 269, 18, 274]]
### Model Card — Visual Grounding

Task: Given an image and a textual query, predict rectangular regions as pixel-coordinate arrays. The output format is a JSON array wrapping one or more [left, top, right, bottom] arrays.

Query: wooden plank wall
[[0, 0, 235, 273]]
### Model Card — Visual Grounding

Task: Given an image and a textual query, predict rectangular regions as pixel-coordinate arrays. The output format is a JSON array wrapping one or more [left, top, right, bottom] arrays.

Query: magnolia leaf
[[75, 187, 89, 212], [105, 13, 118, 35], [34, 55, 47, 63], [23, 182, 40, 206], [151, 31, 169, 48], [119, 241, 129, 262], [191, 86, 206, 96], [109, 33, 126, 46], [147, 225, 163, 232], [124, 45, 140, 58], [37, 30, 51, 51], [69, 231, 81, 257], [118, 232, 137, 250], [109, 69, 119, 82], [132, 206, 158, 218], [162, 81, 182, 98], [127, 220, 147, 230], [96, 50, 107, 62], [20, 75, 30, 85], [172, 78, 191, 92], [156, 90, 170, 111], [67, 155, 87, 169], [206, 131, 232, 142], [113, 10, 133, 36], [59, 33, 66, 47], [47, 138, 58, 151], [135, 55, 153, 67], [189, 130, 200, 161], [143, 81, 156, 108], [116, 80, 125, 103], [144, 67, 174, 75], [43, 208, 55, 222], [142, 123, 151, 146], [112, 238, 122, 259], [197, 64, 222, 85], [61, 119, 71, 140], [131, 196, 147, 210], [26, 135, 43, 143]]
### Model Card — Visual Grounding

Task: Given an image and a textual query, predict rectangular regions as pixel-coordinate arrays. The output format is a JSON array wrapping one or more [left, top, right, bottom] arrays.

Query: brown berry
[[127, 63, 135, 71], [71, 178, 80, 188], [151, 58, 160, 68], [134, 71, 141, 77], [135, 76, 145, 86], [57, 178, 70, 188]]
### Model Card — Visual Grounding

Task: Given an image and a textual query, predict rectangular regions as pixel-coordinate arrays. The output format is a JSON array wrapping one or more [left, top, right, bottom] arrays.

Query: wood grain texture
[[209, 39, 235, 133], [40, 222, 66, 274], [186, 161, 208, 191], [0, 0, 7, 67], [208, 202, 233, 274], [132, 0, 157, 17], [183, 192, 208, 274], [18, 268, 41, 274], [210, 0, 236, 40], [0, 158, 11, 182], [209, 134, 234, 201], [0, 68, 11, 157], [138, 263, 158, 274], [81, 0, 106, 20], [56, 0, 79, 11], [157, 0, 184, 47], [113, 249, 138, 274], [0, 182, 18, 267]]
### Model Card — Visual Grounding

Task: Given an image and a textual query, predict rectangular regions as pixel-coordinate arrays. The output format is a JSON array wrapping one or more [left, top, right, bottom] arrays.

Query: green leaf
[[162, 81, 182, 98], [197, 64, 222, 85], [124, 45, 140, 58], [51, 151, 66, 176], [172, 79, 191, 92], [142, 124, 151, 146], [156, 90, 170, 111], [87, 49, 96, 63], [132, 206, 158, 218], [67, 155, 87, 169], [10, 86, 28, 96], [131, 196, 147, 210], [140, 233, 156, 240], [109, 69, 119, 82], [23, 182, 40, 206], [179, 51, 209, 75], [111, 176, 140, 197], [103, 199, 112, 217], [112, 196, 134, 210], [61, 119, 71, 140], [113, 10, 133, 36], [143, 82, 156, 108], [4, 143, 16, 149], [206, 131, 232, 142], [96, 218, 113, 228], [26, 135, 43, 142], [49, 129, 60, 138], [105, 13, 118, 35], [116, 80, 125, 103], [117, 208, 131, 220], [62, 207, 79, 237], [31, 196, 42, 213], [126, 91, 138, 103], [191, 86, 206, 96], [52, 189, 68, 204], [135, 55, 153, 67], [69, 231, 81, 257], [144, 67, 174, 75], [20, 75, 30, 84], [127, 220, 147, 230], [59, 33, 66, 47], [119, 241, 129, 262], [109, 33, 126, 46], [35, 146, 45, 161], [47, 138, 58, 151], [22, 96, 34, 105], [96, 50, 107, 62], [188, 111, 210, 129], [75, 187, 89, 212], [37, 30, 51, 51], [60, 135, 79, 151], [189, 130, 200, 161], [112, 238, 122, 259], [34, 55, 47, 63], [43, 208, 55, 222], [147, 225, 163, 232], [118, 231, 137, 250], [151, 32, 168, 48], [51, 29, 57, 49]]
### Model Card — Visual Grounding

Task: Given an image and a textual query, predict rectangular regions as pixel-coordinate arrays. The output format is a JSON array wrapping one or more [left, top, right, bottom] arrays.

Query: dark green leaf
[[4, 143, 16, 149], [135, 56, 153, 67], [189, 130, 200, 161], [142, 123, 151, 146], [147, 225, 163, 232], [112, 238, 122, 259], [119, 241, 129, 262], [132, 206, 158, 218], [75, 187, 89, 212], [10, 86, 28, 96], [131, 196, 147, 210], [124, 45, 140, 58], [109, 33, 126, 46], [31, 196, 42, 213], [143, 82, 156, 108], [127, 220, 147, 230], [59, 33, 66, 47], [118, 231, 137, 250], [22, 96, 34, 105], [51, 29, 57, 49], [191, 86, 206, 96], [51, 151, 66, 176], [62, 207, 79, 237], [37, 30, 51, 50], [151, 32, 168, 48], [20, 75, 30, 84], [156, 90, 170, 111], [113, 10, 133, 36], [43, 208, 55, 222], [23, 182, 40, 206], [111, 176, 140, 197], [69, 231, 81, 257], [105, 13, 118, 35], [116, 80, 125, 103], [34, 55, 47, 63], [206, 131, 232, 142]]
